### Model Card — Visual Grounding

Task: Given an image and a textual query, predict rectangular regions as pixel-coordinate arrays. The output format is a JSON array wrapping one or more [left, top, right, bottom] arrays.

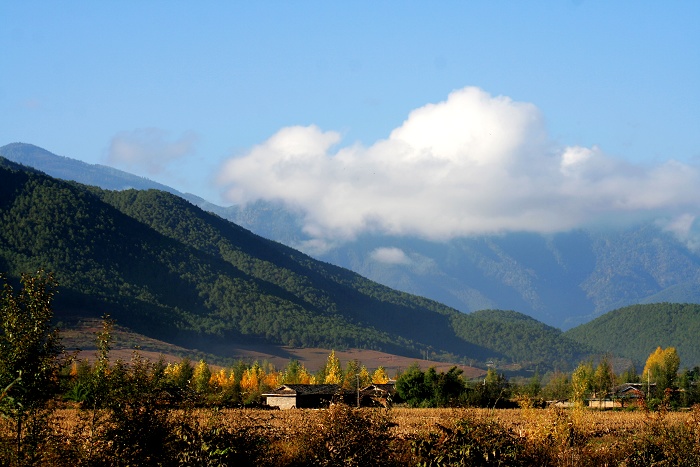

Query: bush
[[412, 416, 526, 466], [294, 404, 395, 467]]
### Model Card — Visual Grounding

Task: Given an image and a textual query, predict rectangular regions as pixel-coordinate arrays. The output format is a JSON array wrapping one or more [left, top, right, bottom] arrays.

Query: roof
[[262, 384, 344, 396], [361, 383, 396, 394]]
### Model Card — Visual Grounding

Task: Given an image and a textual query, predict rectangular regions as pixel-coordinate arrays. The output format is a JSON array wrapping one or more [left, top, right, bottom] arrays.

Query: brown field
[[60, 317, 486, 377], [48, 405, 693, 440], [6, 404, 700, 466]]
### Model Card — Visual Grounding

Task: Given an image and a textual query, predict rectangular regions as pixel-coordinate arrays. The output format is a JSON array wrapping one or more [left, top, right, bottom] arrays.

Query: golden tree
[[643, 346, 680, 393], [240, 362, 263, 393], [358, 365, 371, 388], [372, 366, 390, 384], [209, 368, 236, 392], [323, 350, 343, 385]]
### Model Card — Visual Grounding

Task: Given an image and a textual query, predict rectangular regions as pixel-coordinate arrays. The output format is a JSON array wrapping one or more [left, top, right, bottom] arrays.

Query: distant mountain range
[[3, 142, 700, 330], [0, 151, 590, 370], [3, 142, 700, 370]]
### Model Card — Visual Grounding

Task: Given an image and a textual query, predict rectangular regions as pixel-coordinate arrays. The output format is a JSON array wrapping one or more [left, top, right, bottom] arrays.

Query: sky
[[2, 1, 700, 249]]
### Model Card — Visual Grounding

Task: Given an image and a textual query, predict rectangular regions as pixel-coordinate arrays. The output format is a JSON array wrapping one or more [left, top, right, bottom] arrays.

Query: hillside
[[564, 303, 700, 368], [4, 142, 700, 330], [0, 157, 588, 370]]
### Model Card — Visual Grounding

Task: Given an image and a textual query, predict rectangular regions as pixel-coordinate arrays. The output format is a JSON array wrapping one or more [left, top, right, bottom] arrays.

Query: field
[[60, 317, 487, 377], [8, 405, 700, 466]]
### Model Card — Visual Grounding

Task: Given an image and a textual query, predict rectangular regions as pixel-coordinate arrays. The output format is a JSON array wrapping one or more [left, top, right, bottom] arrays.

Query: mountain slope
[[564, 303, 700, 368], [4, 142, 699, 330], [0, 157, 589, 369]]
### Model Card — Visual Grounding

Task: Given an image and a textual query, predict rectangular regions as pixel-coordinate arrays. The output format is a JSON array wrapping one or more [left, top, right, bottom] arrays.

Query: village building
[[263, 384, 348, 409], [587, 383, 653, 409], [359, 383, 396, 407], [264, 382, 397, 409]]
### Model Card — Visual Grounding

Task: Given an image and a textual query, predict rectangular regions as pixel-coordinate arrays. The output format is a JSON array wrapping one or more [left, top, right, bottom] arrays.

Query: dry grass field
[[15, 405, 697, 466]]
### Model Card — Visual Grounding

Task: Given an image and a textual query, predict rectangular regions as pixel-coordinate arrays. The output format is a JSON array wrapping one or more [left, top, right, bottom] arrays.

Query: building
[[263, 384, 347, 409], [359, 383, 396, 407], [587, 383, 652, 409]]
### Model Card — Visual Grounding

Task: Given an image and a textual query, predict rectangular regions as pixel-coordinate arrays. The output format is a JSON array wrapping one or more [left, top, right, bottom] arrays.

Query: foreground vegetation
[[4, 271, 700, 464], [4, 404, 700, 466]]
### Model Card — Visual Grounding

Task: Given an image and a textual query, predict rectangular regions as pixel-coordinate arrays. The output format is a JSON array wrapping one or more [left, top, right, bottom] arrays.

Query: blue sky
[[2, 2, 700, 246]]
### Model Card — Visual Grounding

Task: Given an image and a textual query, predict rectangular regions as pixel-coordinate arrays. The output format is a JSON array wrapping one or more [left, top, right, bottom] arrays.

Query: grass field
[[7, 404, 699, 466]]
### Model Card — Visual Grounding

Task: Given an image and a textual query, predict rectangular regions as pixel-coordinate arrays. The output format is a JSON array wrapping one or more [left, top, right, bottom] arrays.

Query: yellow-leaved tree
[[642, 346, 680, 395], [323, 350, 343, 385], [358, 365, 371, 388], [372, 366, 390, 384], [209, 368, 236, 392]]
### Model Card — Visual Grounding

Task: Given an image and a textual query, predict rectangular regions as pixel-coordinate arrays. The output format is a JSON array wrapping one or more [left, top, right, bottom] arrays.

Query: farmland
[[6, 405, 700, 466]]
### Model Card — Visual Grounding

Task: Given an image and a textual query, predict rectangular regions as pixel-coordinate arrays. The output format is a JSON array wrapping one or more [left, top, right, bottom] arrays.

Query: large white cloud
[[218, 86, 700, 248]]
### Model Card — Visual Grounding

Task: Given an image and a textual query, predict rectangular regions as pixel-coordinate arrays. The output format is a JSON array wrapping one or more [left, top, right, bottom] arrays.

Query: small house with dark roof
[[263, 384, 346, 409], [588, 383, 653, 409], [359, 383, 396, 407]]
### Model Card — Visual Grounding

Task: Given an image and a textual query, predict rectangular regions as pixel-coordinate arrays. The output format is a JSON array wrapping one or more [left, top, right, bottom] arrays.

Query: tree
[[430, 366, 466, 407], [372, 366, 390, 384], [0, 270, 66, 463], [541, 371, 570, 401], [323, 350, 343, 385], [592, 355, 615, 398], [571, 361, 594, 406], [619, 364, 640, 383], [342, 359, 361, 391], [358, 365, 371, 388], [395, 364, 430, 407], [191, 360, 211, 394], [282, 359, 314, 384], [0, 270, 65, 407], [643, 346, 680, 395]]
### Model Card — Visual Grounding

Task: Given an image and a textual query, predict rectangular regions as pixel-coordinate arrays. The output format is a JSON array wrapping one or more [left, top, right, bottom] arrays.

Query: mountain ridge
[[1, 155, 592, 370], [4, 142, 698, 329]]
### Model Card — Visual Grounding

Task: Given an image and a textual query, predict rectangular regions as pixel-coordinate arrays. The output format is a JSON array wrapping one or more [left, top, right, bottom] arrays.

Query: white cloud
[[370, 247, 412, 265], [217, 86, 700, 246], [107, 128, 198, 175]]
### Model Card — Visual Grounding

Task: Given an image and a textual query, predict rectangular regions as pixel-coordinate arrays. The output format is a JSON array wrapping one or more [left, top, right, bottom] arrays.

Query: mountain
[[0, 156, 588, 370], [3, 142, 700, 330], [564, 303, 700, 369]]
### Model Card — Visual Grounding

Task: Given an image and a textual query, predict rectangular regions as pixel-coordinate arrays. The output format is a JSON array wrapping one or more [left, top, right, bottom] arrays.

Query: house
[[263, 384, 347, 409], [587, 383, 653, 409], [359, 383, 396, 407]]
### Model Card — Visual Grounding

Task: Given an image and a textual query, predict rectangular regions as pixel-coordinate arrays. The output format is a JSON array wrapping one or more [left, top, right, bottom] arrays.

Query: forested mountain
[[4, 142, 700, 330], [0, 157, 589, 369], [564, 303, 700, 368]]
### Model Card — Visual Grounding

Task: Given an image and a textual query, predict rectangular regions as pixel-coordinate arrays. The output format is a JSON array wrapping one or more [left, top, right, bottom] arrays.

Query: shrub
[[411, 416, 526, 466], [295, 404, 395, 467]]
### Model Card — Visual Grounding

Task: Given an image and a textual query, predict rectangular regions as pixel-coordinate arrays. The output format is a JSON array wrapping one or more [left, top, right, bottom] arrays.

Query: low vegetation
[[3, 271, 700, 465], [5, 405, 700, 466]]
